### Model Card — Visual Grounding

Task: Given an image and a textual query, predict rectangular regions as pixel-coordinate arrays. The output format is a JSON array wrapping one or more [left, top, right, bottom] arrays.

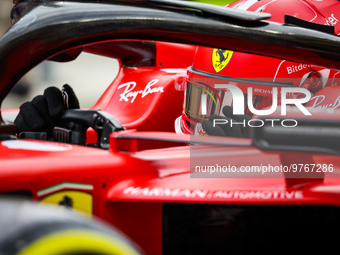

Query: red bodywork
[[2, 1, 340, 254], [2, 39, 340, 253]]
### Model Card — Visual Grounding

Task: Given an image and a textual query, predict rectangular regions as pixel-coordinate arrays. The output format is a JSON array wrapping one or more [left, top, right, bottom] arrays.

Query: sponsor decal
[[254, 88, 274, 94], [118, 79, 164, 103], [328, 14, 338, 25], [286, 63, 311, 74], [194, 122, 208, 136], [212, 49, 233, 73], [309, 95, 340, 110], [123, 186, 304, 199]]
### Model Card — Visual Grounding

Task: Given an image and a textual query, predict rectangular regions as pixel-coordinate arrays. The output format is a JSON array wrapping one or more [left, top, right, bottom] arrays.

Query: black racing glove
[[202, 106, 251, 138], [14, 84, 79, 138]]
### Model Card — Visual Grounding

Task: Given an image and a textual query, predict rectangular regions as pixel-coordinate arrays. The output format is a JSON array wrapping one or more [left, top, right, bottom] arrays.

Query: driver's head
[[176, 0, 340, 136]]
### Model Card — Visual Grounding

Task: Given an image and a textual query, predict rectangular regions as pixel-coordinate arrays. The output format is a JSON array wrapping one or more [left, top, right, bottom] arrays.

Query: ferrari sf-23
[[1, 0, 340, 254]]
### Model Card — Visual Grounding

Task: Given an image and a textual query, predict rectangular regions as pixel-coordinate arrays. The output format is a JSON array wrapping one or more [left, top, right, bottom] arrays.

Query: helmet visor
[[184, 69, 294, 125]]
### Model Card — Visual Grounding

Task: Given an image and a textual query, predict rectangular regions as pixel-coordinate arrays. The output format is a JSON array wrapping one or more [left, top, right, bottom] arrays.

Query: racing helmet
[[176, 0, 340, 136]]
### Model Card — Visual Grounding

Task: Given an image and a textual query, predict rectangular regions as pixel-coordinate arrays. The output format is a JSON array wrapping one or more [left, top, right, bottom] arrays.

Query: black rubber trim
[[252, 117, 340, 155], [285, 15, 335, 35], [185, 119, 195, 131], [147, 0, 272, 21], [115, 134, 252, 147], [0, 190, 33, 199], [189, 67, 294, 87], [13, 0, 272, 22]]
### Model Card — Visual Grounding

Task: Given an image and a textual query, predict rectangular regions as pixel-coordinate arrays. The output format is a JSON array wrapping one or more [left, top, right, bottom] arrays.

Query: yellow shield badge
[[41, 191, 93, 217], [212, 49, 233, 73]]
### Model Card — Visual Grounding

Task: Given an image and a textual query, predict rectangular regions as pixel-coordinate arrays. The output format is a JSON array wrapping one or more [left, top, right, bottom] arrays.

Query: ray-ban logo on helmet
[[212, 49, 233, 73], [201, 84, 312, 116]]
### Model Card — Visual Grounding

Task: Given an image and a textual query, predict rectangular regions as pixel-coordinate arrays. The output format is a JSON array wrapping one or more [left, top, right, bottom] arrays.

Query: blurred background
[[0, 0, 120, 111], [0, 0, 230, 112], [0, 0, 11, 37]]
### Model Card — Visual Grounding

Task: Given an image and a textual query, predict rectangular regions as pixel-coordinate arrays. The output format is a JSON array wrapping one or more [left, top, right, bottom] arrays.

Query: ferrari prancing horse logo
[[212, 49, 233, 73], [41, 191, 93, 217], [38, 182, 94, 217]]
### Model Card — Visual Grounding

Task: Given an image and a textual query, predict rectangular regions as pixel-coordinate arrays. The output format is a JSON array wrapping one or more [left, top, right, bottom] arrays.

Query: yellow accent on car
[[40, 191, 92, 217]]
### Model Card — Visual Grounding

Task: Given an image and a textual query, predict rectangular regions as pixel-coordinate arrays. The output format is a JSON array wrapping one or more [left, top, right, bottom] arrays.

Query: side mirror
[[252, 107, 340, 155]]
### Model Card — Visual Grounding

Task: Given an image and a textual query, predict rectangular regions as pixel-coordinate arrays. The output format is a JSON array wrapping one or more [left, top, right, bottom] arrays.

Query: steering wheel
[[58, 109, 125, 149]]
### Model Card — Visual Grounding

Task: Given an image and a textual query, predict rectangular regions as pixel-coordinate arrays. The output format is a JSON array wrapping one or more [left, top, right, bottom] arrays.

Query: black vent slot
[[163, 203, 340, 255]]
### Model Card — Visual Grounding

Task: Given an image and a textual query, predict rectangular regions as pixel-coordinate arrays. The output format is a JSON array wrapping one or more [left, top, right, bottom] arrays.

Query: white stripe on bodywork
[[255, 0, 277, 12], [38, 182, 94, 196], [237, 0, 260, 10], [273, 60, 286, 82], [319, 68, 330, 88], [135, 149, 260, 160], [299, 0, 317, 22]]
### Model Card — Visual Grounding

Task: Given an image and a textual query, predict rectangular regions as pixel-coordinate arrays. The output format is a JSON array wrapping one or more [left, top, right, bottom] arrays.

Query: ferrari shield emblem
[[212, 49, 233, 73], [41, 190, 93, 217]]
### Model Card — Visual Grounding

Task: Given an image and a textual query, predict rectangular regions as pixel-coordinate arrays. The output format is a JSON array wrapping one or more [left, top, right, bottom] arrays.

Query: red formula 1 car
[[2, 0, 340, 254]]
